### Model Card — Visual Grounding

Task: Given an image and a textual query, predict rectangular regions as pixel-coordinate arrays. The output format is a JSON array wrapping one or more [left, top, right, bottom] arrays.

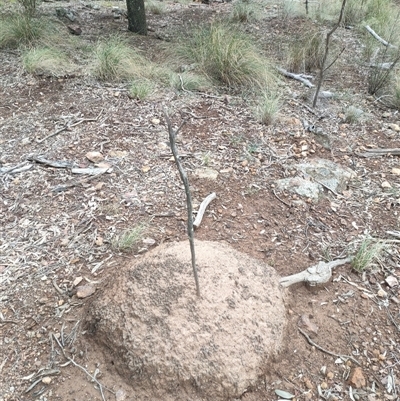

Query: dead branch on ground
[[298, 327, 360, 365], [357, 148, 400, 157], [193, 192, 216, 228], [163, 110, 200, 297], [276, 67, 315, 88], [365, 25, 398, 49]]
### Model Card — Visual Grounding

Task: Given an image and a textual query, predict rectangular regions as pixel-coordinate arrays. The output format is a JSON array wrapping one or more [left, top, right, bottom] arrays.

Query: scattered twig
[[163, 109, 200, 297], [272, 189, 291, 207], [37, 110, 103, 144], [0, 161, 33, 175], [365, 25, 398, 49], [52, 170, 108, 192], [28, 156, 74, 169], [52, 333, 113, 401], [387, 230, 400, 239], [298, 327, 360, 365], [52, 279, 64, 295], [276, 67, 315, 88], [193, 192, 216, 228], [357, 148, 400, 157], [313, 0, 347, 107]]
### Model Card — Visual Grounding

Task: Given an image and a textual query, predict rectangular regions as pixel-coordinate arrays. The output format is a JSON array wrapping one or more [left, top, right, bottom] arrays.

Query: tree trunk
[[126, 0, 147, 36]]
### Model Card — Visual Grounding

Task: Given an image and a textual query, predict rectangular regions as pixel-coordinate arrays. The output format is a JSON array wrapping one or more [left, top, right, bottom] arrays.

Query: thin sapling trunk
[[163, 110, 200, 297]]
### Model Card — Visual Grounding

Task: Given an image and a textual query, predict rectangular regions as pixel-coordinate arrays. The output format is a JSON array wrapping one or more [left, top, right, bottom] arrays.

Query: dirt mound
[[84, 240, 286, 400]]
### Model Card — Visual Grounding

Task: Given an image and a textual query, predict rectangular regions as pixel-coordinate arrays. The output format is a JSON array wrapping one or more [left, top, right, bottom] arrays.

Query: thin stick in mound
[[163, 110, 200, 297]]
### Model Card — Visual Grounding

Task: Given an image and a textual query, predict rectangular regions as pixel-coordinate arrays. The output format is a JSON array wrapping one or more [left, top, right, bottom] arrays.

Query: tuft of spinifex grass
[[112, 224, 146, 253], [176, 22, 274, 90], [22, 47, 74, 76], [351, 238, 386, 272], [0, 14, 51, 48], [92, 35, 148, 81]]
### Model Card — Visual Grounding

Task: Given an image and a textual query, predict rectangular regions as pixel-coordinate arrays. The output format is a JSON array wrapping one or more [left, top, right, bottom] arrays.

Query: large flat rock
[[84, 240, 286, 400]]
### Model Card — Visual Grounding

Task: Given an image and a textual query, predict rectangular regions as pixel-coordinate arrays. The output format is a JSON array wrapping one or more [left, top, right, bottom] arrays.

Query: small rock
[[326, 371, 334, 380], [377, 288, 387, 298], [194, 168, 219, 180], [385, 275, 399, 287], [298, 314, 318, 336], [142, 238, 156, 246], [109, 150, 128, 158], [95, 236, 104, 246], [142, 165, 151, 173], [86, 151, 104, 163], [73, 277, 83, 287], [382, 112, 391, 118], [151, 118, 160, 125], [388, 123, 400, 132], [96, 162, 112, 170], [76, 284, 96, 299], [347, 367, 366, 388], [42, 377, 52, 385], [67, 25, 82, 35], [320, 381, 328, 389], [381, 181, 392, 188], [115, 389, 127, 401], [95, 182, 105, 190], [392, 168, 400, 175]]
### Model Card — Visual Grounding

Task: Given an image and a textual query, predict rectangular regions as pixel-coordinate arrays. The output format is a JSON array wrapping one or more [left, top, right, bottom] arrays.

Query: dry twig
[[163, 110, 200, 297], [298, 327, 360, 365]]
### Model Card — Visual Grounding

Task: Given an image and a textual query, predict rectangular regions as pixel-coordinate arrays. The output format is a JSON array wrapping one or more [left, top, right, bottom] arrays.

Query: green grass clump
[[230, 0, 260, 23], [129, 79, 155, 100], [112, 225, 146, 252], [287, 29, 326, 73], [0, 14, 49, 48], [22, 47, 74, 76], [254, 90, 280, 125], [92, 35, 172, 83], [92, 36, 147, 81], [351, 238, 386, 272], [344, 105, 363, 124], [176, 22, 274, 90], [170, 72, 211, 92], [146, 0, 166, 14]]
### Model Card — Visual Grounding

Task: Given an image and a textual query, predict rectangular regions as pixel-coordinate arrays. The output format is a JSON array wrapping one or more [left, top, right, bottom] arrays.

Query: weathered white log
[[365, 25, 397, 49], [279, 257, 352, 287], [71, 167, 110, 175], [193, 192, 216, 228], [276, 67, 315, 88]]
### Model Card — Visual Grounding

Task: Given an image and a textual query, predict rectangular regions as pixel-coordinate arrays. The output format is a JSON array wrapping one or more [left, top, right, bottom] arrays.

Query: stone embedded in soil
[[348, 367, 366, 388], [76, 284, 96, 298], [194, 167, 219, 180], [84, 240, 286, 401], [86, 151, 104, 163]]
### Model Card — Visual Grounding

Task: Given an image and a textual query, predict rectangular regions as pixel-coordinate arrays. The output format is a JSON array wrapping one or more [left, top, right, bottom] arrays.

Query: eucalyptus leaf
[[275, 389, 295, 399]]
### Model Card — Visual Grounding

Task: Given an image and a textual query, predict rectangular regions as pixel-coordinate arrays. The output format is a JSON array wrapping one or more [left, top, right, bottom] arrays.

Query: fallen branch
[[193, 192, 216, 228], [387, 230, 400, 239], [298, 327, 360, 365], [0, 161, 33, 175], [164, 110, 200, 297], [276, 67, 315, 88], [37, 110, 103, 144], [28, 155, 74, 169], [280, 257, 352, 287], [365, 25, 397, 49], [52, 170, 107, 192], [357, 148, 400, 158]]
